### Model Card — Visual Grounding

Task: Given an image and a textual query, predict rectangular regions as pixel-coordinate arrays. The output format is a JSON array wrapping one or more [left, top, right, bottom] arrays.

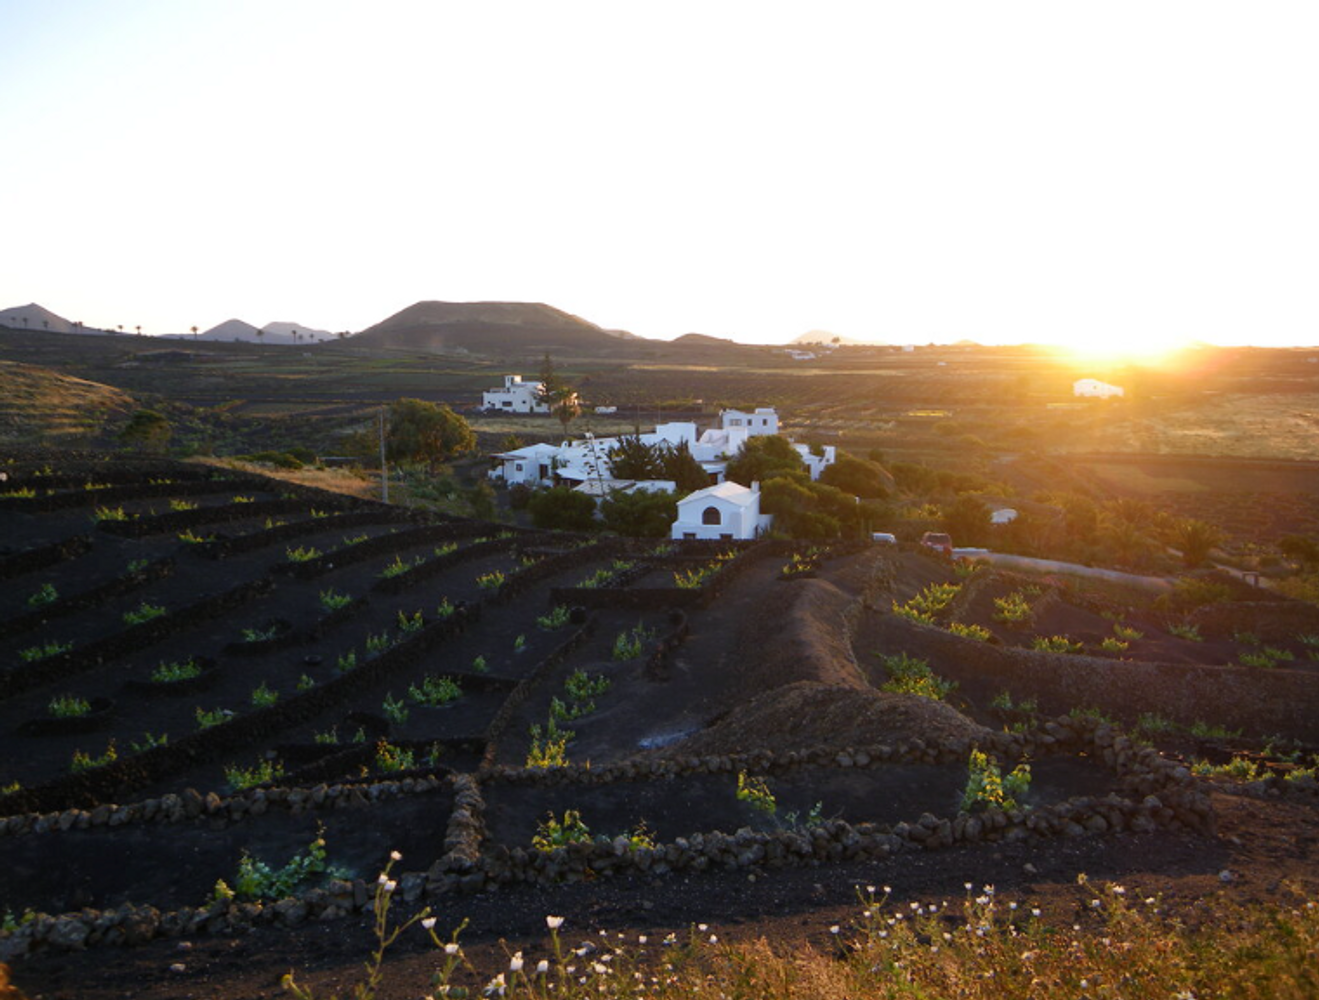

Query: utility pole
[[379, 408, 389, 503]]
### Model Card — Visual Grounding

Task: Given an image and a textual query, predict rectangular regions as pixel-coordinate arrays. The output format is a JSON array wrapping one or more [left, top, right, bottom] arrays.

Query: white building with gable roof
[[670, 481, 772, 540]]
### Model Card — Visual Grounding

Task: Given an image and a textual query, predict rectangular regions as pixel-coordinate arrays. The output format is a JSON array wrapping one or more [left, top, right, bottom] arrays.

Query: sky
[[1, 1, 1317, 351]]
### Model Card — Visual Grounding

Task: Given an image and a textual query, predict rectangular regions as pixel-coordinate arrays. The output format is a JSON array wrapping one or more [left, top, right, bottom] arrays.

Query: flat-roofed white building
[[482, 375, 550, 413]]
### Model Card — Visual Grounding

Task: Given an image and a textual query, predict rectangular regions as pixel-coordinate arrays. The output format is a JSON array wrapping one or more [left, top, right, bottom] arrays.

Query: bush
[[599, 489, 677, 538], [527, 486, 598, 532]]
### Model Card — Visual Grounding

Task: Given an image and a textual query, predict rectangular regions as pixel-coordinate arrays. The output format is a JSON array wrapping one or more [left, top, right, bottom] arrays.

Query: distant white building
[[482, 375, 551, 413], [488, 405, 837, 490], [1073, 378, 1124, 399], [990, 507, 1019, 525], [574, 479, 676, 498], [671, 482, 772, 541], [488, 443, 562, 485], [796, 444, 837, 482], [720, 407, 779, 435]]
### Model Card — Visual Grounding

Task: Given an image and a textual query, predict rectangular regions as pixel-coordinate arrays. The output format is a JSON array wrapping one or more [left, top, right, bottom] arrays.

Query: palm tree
[[135, 325, 142, 336], [256, 328, 265, 347], [1174, 519, 1223, 569], [191, 325, 199, 340]]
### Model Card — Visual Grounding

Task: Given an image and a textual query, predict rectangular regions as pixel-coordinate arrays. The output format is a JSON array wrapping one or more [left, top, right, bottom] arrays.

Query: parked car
[[920, 531, 953, 557], [871, 532, 898, 545]]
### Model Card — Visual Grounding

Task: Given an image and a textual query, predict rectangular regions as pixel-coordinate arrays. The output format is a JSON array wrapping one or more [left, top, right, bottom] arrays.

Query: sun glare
[[1054, 332, 1191, 365]]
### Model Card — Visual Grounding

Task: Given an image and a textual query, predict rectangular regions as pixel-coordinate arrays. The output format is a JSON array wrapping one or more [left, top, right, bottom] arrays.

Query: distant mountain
[[262, 321, 336, 344], [350, 301, 645, 355], [0, 303, 111, 335], [185, 319, 333, 345], [197, 319, 263, 342]]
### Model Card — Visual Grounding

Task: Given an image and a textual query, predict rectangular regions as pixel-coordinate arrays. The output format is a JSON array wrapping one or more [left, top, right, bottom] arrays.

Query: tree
[[1279, 534, 1319, 569], [606, 434, 663, 480], [552, 391, 580, 438], [660, 440, 711, 493], [818, 453, 893, 499], [942, 494, 991, 547], [499, 433, 524, 453], [527, 486, 598, 532], [760, 476, 843, 539], [600, 489, 677, 537], [536, 353, 561, 405], [385, 398, 476, 471], [1174, 519, 1222, 569], [190, 325, 199, 340], [724, 435, 807, 487], [120, 409, 171, 453]]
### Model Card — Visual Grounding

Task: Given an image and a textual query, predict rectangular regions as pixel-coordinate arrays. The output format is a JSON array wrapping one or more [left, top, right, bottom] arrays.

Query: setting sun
[[1052, 332, 1193, 365]]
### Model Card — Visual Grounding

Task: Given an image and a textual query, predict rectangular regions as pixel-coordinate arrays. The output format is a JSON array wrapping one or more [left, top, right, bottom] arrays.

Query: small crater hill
[[351, 301, 636, 356]]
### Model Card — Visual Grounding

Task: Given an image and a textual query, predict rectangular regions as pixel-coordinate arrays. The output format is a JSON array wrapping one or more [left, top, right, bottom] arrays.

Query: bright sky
[[2, 1, 1317, 351]]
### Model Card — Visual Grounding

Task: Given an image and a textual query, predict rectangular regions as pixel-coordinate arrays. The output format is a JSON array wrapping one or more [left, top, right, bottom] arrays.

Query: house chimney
[[751, 480, 759, 493]]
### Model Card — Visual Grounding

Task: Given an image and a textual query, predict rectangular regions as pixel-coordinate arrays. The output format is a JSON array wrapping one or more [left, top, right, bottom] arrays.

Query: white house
[[990, 507, 1019, 525], [671, 481, 772, 541], [488, 443, 562, 486], [482, 375, 551, 413], [795, 443, 837, 481], [720, 407, 779, 435], [488, 405, 837, 490], [1073, 378, 1124, 399]]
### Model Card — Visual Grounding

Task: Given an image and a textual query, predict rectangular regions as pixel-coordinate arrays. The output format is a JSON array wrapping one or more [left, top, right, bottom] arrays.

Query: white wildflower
[[535, 960, 549, 975], [422, 916, 437, 930], [445, 943, 460, 956], [390, 850, 402, 861], [509, 953, 524, 973], [546, 915, 564, 930]]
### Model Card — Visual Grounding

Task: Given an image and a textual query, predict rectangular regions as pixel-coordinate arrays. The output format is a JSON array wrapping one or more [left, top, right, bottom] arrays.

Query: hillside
[[0, 360, 135, 443], [0, 303, 109, 336], [349, 301, 649, 357]]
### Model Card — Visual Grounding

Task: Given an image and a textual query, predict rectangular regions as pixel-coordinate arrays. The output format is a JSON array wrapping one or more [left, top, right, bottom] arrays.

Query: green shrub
[[875, 651, 956, 700], [961, 749, 1031, 812], [19, 640, 73, 662], [319, 589, 353, 612], [532, 810, 592, 851], [224, 759, 285, 791], [382, 693, 409, 724], [123, 602, 166, 626], [1031, 635, 1084, 654], [992, 592, 1032, 623], [537, 605, 571, 630], [947, 622, 991, 642], [26, 583, 58, 608], [408, 675, 461, 708], [70, 741, 117, 773], [48, 695, 90, 718], [152, 658, 201, 683]]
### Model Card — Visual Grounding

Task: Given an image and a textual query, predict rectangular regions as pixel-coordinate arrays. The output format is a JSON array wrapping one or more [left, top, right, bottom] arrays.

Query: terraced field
[[2, 456, 1314, 1000]]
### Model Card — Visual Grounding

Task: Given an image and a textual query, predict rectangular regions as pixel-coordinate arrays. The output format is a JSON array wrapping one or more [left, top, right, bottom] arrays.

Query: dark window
[[720, 533, 732, 540], [683, 532, 696, 540], [701, 506, 721, 526]]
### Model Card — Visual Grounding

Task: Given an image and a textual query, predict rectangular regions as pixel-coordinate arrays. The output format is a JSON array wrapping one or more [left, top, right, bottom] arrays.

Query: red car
[[920, 531, 953, 557]]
